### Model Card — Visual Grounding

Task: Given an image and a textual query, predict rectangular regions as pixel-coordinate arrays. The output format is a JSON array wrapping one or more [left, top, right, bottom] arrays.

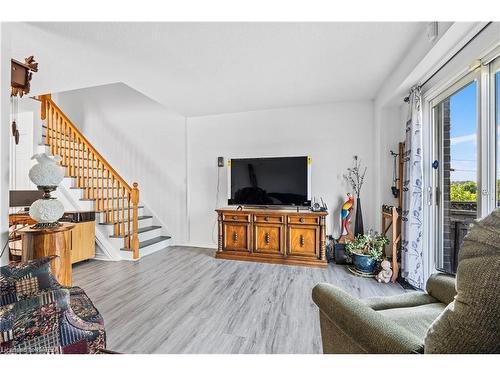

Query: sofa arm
[[312, 283, 424, 354], [363, 292, 438, 311], [426, 273, 456, 305]]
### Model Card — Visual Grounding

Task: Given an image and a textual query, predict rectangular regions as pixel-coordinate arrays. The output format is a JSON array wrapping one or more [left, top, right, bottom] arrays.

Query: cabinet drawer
[[223, 222, 251, 252], [287, 215, 320, 225], [254, 224, 284, 255], [222, 213, 251, 223], [287, 225, 319, 258], [253, 214, 284, 224]]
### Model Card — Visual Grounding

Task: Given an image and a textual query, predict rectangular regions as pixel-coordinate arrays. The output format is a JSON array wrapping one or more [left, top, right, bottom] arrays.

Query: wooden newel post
[[39, 94, 51, 120], [131, 182, 140, 259]]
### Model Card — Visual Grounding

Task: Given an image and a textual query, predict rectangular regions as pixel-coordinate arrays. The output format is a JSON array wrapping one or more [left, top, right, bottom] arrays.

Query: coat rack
[[381, 141, 404, 282]]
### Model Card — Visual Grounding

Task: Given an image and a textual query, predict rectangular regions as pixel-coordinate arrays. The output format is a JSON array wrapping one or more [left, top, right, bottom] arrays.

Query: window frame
[[422, 51, 500, 277], [428, 70, 481, 274], [489, 57, 500, 209]]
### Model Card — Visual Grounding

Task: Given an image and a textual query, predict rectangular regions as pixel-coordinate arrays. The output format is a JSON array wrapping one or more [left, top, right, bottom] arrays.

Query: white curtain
[[402, 86, 424, 289]]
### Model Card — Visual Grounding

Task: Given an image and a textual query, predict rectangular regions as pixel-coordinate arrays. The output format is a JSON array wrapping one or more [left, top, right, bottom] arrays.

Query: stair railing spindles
[[77, 135, 82, 188], [66, 121, 70, 171], [90, 153, 95, 200], [121, 188, 126, 237], [68, 128, 73, 176], [98, 160, 103, 211], [106, 169, 110, 219], [86, 145, 90, 194], [39, 96, 140, 259], [63, 120, 68, 171], [57, 113, 61, 160], [111, 176, 120, 234], [50, 107, 54, 155]]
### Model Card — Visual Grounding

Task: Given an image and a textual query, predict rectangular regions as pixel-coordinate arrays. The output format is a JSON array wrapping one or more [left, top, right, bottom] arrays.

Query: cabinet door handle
[[233, 215, 238, 220], [264, 232, 270, 244], [265, 216, 270, 222], [299, 234, 305, 247], [232, 232, 238, 242], [299, 217, 305, 223]]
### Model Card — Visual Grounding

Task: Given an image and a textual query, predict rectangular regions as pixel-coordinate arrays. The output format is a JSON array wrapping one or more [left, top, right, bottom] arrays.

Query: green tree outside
[[450, 180, 500, 203], [450, 181, 477, 202]]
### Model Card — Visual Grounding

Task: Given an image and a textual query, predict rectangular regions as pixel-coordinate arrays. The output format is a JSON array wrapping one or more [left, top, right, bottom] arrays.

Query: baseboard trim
[[178, 242, 217, 250]]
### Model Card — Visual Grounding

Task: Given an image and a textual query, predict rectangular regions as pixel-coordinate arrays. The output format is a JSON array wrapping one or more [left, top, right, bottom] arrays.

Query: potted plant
[[345, 231, 388, 274]]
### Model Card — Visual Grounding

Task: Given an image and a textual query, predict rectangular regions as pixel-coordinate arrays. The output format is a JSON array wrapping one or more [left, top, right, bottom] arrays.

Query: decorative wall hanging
[[10, 56, 38, 146], [11, 56, 38, 97]]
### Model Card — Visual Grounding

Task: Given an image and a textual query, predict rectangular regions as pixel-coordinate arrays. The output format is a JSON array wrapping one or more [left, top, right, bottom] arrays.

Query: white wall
[[1, 25, 12, 266], [55, 83, 188, 244], [377, 106, 406, 207], [186, 101, 376, 248]]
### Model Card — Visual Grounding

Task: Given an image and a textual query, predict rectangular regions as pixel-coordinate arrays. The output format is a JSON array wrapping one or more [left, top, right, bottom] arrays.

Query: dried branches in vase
[[344, 155, 367, 197], [343, 155, 367, 236]]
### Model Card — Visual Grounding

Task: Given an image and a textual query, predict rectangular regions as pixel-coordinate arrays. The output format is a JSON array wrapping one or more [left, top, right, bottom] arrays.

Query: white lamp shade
[[28, 153, 64, 187]]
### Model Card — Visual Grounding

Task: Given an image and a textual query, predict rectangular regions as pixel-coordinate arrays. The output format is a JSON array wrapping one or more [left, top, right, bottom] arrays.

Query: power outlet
[[217, 156, 224, 167]]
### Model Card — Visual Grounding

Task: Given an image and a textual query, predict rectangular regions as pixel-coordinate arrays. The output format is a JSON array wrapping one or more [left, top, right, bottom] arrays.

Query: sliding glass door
[[432, 73, 480, 273]]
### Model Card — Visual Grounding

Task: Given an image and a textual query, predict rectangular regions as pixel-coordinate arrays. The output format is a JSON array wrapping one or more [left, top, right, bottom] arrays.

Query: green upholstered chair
[[312, 208, 500, 354]]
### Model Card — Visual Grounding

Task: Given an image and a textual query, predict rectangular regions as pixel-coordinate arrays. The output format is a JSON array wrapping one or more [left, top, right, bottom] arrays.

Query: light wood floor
[[73, 246, 406, 354]]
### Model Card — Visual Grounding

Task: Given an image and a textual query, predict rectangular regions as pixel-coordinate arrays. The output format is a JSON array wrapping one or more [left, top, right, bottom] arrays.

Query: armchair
[[312, 273, 453, 354], [313, 207, 500, 354], [0, 257, 106, 354]]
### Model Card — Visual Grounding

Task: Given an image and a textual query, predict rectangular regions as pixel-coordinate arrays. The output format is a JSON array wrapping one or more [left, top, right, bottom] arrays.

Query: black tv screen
[[229, 156, 310, 206]]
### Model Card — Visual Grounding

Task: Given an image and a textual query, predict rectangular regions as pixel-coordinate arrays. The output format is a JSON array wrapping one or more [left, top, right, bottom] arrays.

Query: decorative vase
[[354, 197, 364, 236], [28, 153, 65, 228], [352, 253, 376, 274]]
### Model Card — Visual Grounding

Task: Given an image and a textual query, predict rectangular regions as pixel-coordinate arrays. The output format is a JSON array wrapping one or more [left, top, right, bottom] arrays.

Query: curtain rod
[[404, 22, 493, 102]]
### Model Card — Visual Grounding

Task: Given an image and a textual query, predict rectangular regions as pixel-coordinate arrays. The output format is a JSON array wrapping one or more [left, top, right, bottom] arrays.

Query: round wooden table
[[19, 223, 75, 287]]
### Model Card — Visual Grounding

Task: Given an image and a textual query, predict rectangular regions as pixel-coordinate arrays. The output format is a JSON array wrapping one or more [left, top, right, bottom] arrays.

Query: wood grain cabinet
[[254, 223, 284, 255], [68, 221, 96, 264], [216, 208, 327, 268], [223, 222, 251, 252]]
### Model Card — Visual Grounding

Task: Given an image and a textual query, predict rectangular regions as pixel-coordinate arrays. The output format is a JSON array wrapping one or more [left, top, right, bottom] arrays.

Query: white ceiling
[[24, 22, 424, 116]]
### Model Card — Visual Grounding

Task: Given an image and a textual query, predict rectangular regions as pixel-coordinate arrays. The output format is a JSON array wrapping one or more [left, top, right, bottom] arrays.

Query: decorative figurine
[[375, 260, 393, 283], [337, 193, 355, 244]]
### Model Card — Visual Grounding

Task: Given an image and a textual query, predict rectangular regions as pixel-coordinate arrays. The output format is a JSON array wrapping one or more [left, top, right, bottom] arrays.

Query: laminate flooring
[[73, 246, 407, 354]]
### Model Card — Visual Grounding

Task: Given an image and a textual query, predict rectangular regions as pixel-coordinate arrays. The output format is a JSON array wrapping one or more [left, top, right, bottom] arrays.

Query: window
[[432, 75, 479, 274], [427, 51, 500, 276]]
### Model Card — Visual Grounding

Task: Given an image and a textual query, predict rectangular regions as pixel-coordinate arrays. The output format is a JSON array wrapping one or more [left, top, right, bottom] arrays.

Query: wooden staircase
[[37, 94, 169, 260]]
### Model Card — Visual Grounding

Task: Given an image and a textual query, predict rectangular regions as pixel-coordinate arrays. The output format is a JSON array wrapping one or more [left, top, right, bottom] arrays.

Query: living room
[[1, 1, 499, 372]]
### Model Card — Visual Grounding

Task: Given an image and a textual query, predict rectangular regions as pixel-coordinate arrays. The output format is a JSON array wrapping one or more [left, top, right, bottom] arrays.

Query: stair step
[[98, 205, 144, 213], [99, 215, 152, 225], [109, 225, 161, 238], [70, 186, 123, 190], [121, 236, 171, 251], [80, 197, 130, 201]]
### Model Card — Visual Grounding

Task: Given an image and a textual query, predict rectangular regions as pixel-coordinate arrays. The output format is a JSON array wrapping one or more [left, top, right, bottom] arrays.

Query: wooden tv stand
[[215, 207, 327, 268]]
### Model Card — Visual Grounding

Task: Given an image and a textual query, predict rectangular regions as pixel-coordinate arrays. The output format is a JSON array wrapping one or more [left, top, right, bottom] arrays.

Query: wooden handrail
[[39, 94, 140, 259], [40, 95, 132, 191]]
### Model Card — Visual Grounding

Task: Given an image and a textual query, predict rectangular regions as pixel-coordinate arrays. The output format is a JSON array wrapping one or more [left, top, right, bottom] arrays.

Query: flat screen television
[[228, 156, 311, 207]]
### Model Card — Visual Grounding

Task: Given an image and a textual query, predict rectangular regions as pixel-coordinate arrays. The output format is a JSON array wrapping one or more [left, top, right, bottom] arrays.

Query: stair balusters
[[39, 94, 140, 259]]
